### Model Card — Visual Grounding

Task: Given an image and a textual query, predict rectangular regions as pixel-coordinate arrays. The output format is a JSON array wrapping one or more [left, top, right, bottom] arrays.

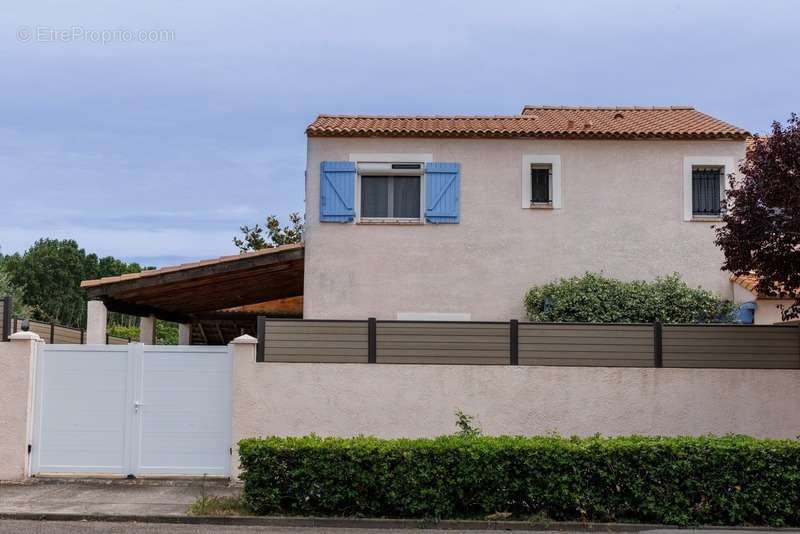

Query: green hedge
[[238, 435, 800, 526], [524, 272, 735, 323]]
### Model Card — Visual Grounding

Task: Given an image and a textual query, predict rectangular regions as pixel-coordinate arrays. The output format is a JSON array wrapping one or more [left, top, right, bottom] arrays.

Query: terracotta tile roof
[[731, 273, 798, 298], [307, 106, 749, 140], [80, 243, 304, 289]]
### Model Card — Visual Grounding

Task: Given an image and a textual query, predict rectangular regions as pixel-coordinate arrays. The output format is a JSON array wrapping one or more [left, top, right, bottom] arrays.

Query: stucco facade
[[0, 333, 38, 480], [304, 137, 746, 320], [231, 354, 800, 479], [732, 282, 795, 325]]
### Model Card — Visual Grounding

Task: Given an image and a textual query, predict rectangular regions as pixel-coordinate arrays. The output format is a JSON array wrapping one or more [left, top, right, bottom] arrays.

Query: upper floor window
[[691, 166, 723, 217], [531, 165, 552, 204], [319, 155, 459, 225], [361, 175, 421, 219], [521, 155, 562, 209], [682, 157, 733, 221]]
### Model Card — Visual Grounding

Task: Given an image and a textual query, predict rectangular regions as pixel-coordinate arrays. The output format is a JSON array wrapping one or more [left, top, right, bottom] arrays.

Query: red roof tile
[[307, 106, 748, 140], [731, 273, 799, 298]]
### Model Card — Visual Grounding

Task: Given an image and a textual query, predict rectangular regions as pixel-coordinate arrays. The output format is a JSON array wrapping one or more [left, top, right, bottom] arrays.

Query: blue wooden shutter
[[320, 161, 356, 222], [425, 162, 460, 224]]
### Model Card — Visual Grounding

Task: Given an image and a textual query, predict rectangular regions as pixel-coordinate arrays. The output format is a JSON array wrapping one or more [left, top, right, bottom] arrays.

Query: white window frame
[[349, 153, 432, 224], [682, 156, 735, 222], [521, 155, 562, 209]]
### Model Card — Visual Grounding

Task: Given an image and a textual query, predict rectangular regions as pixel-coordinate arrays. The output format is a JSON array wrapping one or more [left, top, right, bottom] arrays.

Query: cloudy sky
[[1, 0, 797, 266]]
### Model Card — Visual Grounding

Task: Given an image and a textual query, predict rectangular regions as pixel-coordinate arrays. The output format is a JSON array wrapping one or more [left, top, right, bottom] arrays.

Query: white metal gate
[[31, 343, 231, 477]]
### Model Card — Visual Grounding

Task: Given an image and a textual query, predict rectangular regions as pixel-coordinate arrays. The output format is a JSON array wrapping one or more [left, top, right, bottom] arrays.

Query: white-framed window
[[521, 155, 562, 209], [350, 153, 432, 224], [682, 156, 734, 221]]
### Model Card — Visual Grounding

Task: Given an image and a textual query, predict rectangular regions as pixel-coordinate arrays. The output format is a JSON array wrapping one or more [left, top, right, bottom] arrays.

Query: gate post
[[0, 331, 41, 480], [229, 334, 257, 482]]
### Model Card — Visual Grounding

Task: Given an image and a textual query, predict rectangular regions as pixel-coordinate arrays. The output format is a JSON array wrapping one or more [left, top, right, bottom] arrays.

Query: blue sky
[[1, 0, 797, 266]]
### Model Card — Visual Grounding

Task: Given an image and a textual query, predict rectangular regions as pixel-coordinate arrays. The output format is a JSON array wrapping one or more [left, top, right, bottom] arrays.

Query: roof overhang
[[81, 244, 304, 323]]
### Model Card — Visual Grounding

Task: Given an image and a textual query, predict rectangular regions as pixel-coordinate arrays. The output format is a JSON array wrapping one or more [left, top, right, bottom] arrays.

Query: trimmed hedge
[[238, 435, 800, 526], [524, 272, 735, 323]]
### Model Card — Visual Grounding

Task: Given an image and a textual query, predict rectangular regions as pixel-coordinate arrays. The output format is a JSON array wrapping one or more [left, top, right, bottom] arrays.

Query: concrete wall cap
[[9, 331, 42, 342], [230, 334, 258, 345]]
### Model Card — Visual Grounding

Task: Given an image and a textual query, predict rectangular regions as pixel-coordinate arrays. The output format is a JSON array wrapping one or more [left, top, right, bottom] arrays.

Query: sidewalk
[[0, 479, 237, 517], [0, 480, 793, 532]]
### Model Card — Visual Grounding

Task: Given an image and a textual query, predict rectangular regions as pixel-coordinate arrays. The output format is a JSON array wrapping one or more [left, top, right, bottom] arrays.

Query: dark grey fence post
[[256, 316, 266, 362], [654, 322, 663, 368], [50, 322, 55, 344], [2, 296, 11, 341], [510, 319, 519, 365], [368, 317, 377, 363], [80, 329, 84, 344]]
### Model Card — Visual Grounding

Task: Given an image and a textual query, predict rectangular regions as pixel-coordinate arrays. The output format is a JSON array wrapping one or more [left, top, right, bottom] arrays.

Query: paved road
[[0, 521, 784, 534], [0, 521, 559, 533]]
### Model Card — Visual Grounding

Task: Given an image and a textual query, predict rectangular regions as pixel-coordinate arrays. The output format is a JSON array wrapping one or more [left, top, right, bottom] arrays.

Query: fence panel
[[663, 325, 800, 369], [8, 317, 128, 344], [264, 320, 369, 363], [0, 297, 10, 341], [519, 323, 655, 367], [376, 322, 509, 365]]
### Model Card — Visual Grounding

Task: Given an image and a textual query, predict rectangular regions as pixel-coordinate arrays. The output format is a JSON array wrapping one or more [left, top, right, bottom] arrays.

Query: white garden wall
[[3, 336, 800, 481], [231, 336, 800, 476]]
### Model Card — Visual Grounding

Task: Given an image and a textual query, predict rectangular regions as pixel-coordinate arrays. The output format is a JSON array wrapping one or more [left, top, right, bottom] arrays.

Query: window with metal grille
[[531, 166, 551, 203], [692, 166, 723, 216]]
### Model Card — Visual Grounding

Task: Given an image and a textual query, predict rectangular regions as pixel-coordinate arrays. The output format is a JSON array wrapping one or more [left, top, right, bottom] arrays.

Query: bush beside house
[[238, 434, 800, 526], [524, 273, 735, 323]]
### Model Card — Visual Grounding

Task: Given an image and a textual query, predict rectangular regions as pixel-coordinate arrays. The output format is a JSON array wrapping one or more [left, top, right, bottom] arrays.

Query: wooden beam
[[85, 248, 304, 299], [102, 297, 192, 324], [198, 323, 208, 344]]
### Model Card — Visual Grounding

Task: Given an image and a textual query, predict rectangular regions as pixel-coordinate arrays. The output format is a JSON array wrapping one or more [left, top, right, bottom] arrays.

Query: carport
[[80, 244, 304, 345]]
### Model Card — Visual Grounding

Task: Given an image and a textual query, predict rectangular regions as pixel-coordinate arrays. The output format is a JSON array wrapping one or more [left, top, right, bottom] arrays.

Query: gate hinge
[[27, 444, 31, 454]]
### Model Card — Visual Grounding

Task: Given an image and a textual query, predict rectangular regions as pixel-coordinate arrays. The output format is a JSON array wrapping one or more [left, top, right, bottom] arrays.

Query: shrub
[[524, 272, 735, 323], [238, 434, 800, 526]]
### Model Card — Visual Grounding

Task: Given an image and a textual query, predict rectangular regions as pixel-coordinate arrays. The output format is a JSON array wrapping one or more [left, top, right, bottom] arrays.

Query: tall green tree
[[1, 239, 143, 328], [234, 213, 304, 252]]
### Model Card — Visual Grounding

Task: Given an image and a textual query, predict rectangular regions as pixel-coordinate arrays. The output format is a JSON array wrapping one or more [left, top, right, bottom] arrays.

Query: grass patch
[[189, 495, 250, 516]]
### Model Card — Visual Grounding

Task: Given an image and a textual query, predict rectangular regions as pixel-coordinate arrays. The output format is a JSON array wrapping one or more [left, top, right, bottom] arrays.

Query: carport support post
[[178, 323, 192, 345], [229, 334, 257, 482], [86, 299, 107, 345], [0, 331, 41, 480], [140, 315, 156, 345]]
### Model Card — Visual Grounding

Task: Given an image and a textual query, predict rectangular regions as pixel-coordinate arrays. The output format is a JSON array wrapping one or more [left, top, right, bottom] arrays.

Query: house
[[81, 104, 767, 343], [303, 106, 749, 321], [731, 274, 798, 324]]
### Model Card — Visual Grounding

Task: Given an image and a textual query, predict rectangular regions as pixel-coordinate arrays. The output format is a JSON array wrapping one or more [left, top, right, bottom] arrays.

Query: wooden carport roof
[[81, 244, 304, 323]]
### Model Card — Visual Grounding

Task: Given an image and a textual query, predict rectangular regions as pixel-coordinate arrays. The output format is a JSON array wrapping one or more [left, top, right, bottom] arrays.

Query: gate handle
[[134, 401, 146, 411]]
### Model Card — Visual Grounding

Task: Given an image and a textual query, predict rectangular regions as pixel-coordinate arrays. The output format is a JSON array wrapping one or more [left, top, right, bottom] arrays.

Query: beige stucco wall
[[304, 137, 746, 320], [0, 335, 37, 480], [732, 283, 796, 324], [232, 357, 800, 472]]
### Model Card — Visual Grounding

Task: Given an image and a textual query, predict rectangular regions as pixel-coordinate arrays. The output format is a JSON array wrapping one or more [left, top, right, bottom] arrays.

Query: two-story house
[[303, 106, 749, 321]]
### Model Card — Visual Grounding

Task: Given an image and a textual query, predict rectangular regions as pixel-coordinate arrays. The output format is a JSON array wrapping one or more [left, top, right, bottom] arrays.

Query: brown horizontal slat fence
[[263, 320, 368, 363], [6, 316, 129, 345], [376, 321, 509, 365], [257, 318, 800, 369], [519, 323, 655, 367], [1, 296, 10, 341], [663, 325, 800, 369]]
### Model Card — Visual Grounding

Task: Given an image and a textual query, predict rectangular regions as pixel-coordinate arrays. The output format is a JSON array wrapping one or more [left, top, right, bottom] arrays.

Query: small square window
[[531, 165, 552, 204], [691, 166, 723, 216], [360, 175, 421, 219]]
